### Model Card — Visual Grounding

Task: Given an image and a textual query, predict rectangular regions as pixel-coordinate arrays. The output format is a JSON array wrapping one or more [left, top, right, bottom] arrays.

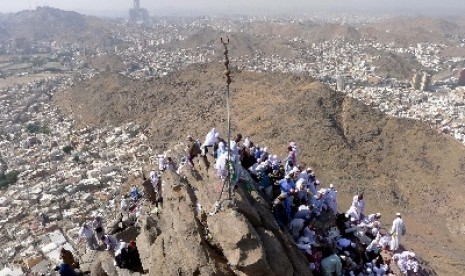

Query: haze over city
[[1, 0, 465, 15], [1, 0, 465, 275]]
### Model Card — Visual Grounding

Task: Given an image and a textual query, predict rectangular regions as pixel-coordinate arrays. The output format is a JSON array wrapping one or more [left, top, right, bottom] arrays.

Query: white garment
[[406, 258, 419, 273], [393, 254, 408, 274], [215, 152, 229, 179], [201, 128, 217, 148], [79, 224, 94, 239], [295, 178, 309, 200], [390, 217, 405, 251], [325, 188, 338, 213], [352, 195, 365, 215], [346, 205, 360, 221], [103, 235, 119, 250], [150, 170, 159, 188], [121, 198, 129, 212]]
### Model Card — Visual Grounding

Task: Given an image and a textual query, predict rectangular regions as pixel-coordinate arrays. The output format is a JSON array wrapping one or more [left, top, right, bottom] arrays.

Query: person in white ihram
[[390, 212, 406, 251]]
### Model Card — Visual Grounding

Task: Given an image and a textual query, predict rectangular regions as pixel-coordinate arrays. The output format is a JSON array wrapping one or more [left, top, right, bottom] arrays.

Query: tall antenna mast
[[221, 37, 232, 200]]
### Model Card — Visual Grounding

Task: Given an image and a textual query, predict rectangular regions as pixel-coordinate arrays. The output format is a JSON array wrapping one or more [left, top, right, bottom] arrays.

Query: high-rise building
[[129, 0, 150, 24], [458, 69, 465, 86]]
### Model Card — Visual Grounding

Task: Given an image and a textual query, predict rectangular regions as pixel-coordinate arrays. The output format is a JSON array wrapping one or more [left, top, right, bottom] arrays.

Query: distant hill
[[54, 63, 465, 274], [162, 27, 298, 59], [305, 23, 362, 42], [366, 48, 425, 80], [0, 6, 113, 42], [361, 16, 465, 45]]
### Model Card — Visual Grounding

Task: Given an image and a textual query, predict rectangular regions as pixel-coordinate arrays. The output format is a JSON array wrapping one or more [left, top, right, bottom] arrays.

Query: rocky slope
[[86, 153, 313, 275], [55, 63, 465, 275]]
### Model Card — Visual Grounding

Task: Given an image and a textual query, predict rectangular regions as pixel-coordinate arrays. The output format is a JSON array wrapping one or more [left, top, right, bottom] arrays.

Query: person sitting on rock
[[163, 156, 175, 171], [54, 262, 77, 276], [60, 247, 78, 269], [200, 128, 218, 156], [79, 222, 98, 251], [101, 234, 119, 251]]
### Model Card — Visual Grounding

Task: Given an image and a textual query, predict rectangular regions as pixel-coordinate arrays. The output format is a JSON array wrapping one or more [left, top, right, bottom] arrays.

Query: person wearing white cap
[[351, 192, 366, 219], [295, 175, 309, 202], [311, 192, 326, 217], [390, 213, 406, 252]]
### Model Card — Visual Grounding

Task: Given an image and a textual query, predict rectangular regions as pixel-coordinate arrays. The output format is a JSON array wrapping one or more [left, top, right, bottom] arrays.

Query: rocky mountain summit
[[55, 63, 465, 274], [86, 152, 313, 276]]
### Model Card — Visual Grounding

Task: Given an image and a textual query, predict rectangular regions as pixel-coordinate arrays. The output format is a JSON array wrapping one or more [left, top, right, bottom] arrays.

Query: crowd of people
[[191, 128, 420, 276], [58, 127, 420, 275]]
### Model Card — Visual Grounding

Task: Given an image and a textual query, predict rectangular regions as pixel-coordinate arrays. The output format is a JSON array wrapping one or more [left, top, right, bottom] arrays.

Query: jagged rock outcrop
[[133, 154, 312, 275]]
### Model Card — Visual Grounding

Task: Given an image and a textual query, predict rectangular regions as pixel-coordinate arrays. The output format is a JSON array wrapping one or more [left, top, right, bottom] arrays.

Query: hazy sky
[[1, 0, 464, 16]]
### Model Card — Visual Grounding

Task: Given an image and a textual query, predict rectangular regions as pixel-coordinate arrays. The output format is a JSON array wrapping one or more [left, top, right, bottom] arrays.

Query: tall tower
[[134, 0, 140, 9]]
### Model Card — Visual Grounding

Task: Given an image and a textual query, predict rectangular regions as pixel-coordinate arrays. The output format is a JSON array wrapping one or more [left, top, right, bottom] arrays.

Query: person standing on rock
[[352, 192, 366, 220], [150, 170, 161, 199], [92, 215, 105, 244], [390, 213, 406, 252], [79, 222, 98, 251], [185, 135, 201, 165]]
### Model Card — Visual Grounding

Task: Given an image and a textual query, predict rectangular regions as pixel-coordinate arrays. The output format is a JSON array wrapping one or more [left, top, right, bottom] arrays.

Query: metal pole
[[221, 37, 232, 200]]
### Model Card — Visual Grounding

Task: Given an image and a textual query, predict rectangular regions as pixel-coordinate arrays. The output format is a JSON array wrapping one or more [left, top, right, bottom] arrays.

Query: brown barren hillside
[[361, 16, 465, 45], [55, 63, 465, 275]]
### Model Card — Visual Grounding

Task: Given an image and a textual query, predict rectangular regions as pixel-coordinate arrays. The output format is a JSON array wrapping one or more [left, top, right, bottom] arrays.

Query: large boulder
[[256, 227, 293, 276], [207, 209, 272, 275], [147, 171, 232, 275]]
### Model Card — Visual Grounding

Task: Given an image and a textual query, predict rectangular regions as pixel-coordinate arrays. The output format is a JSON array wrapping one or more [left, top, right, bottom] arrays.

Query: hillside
[[366, 48, 425, 80], [0, 6, 113, 42], [55, 63, 465, 275], [360, 16, 465, 45], [247, 21, 362, 42], [162, 27, 298, 59]]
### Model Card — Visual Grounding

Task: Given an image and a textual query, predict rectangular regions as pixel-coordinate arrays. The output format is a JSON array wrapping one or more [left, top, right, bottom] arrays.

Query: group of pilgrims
[[60, 127, 420, 276], [189, 128, 420, 276]]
